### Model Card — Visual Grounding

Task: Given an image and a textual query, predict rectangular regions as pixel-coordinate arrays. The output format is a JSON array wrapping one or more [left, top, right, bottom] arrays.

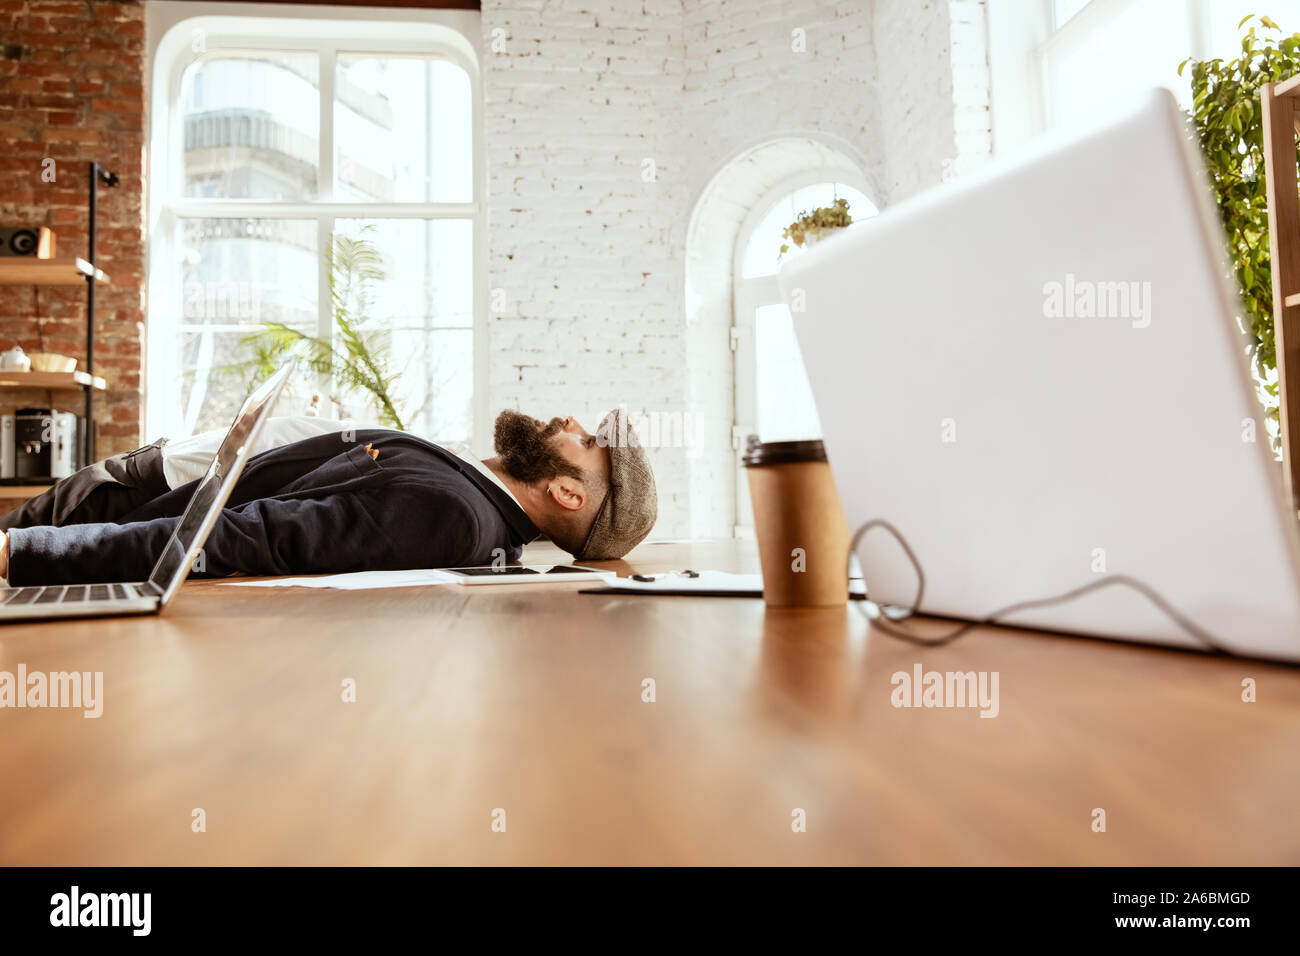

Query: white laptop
[[781, 88, 1300, 662], [0, 360, 295, 622]]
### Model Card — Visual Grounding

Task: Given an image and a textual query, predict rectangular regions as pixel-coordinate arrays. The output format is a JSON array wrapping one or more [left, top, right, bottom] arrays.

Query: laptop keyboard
[[2, 583, 140, 606]]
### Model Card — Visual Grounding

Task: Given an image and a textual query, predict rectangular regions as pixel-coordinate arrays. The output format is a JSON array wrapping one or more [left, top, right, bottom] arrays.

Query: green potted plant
[[1180, 14, 1300, 445], [779, 197, 852, 257], [237, 227, 407, 430]]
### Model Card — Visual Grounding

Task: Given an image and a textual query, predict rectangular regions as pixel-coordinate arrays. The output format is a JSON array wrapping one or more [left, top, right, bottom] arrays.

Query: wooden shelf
[[0, 484, 53, 499], [1275, 74, 1300, 99], [0, 257, 109, 286], [0, 370, 106, 390]]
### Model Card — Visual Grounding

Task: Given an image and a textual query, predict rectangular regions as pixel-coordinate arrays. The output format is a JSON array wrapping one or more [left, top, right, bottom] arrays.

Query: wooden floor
[[0, 538, 1297, 865]]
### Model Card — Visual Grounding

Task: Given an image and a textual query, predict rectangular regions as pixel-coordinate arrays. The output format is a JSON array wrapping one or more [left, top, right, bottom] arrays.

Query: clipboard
[[579, 570, 868, 599]]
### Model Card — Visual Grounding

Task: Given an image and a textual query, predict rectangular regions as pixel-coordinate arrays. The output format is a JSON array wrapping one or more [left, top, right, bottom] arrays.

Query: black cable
[[849, 519, 1234, 654]]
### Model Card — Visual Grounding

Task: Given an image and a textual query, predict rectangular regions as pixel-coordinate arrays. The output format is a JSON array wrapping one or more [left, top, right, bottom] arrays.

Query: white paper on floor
[[219, 568, 460, 590]]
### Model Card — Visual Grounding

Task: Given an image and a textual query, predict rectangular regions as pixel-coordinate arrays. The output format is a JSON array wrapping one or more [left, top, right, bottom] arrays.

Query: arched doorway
[[684, 136, 876, 536]]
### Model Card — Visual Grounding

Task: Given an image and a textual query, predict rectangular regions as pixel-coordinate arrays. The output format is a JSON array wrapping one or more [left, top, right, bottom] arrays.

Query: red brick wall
[[0, 0, 145, 458]]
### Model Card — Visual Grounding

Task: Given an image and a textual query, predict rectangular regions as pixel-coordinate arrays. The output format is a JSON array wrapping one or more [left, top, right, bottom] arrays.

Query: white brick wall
[[875, 0, 992, 201], [950, 0, 994, 176], [481, 0, 991, 539], [482, 0, 693, 536]]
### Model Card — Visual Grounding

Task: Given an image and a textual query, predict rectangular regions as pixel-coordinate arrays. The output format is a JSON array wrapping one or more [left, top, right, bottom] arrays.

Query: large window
[[148, 12, 480, 446]]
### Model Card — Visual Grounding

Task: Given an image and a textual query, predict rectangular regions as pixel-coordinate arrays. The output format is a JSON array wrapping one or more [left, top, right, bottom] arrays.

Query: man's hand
[[0, 530, 8, 580]]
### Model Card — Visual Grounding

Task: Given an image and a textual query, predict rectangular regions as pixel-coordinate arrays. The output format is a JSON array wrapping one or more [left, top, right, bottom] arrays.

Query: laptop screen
[[145, 361, 295, 601]]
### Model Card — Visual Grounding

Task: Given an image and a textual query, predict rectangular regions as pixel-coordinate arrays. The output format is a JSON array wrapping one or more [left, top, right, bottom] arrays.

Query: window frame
[[987, 0, 1221, 154], [145, 4, 485, 445], [730, 168, 876, 533]]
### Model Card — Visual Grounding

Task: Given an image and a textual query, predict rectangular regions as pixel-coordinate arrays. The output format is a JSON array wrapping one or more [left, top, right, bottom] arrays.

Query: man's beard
[[493, 410, 584, 484]]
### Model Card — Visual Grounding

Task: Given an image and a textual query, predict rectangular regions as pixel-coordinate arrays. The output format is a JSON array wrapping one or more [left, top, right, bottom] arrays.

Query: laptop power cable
[[850, 519, 1234, 655]]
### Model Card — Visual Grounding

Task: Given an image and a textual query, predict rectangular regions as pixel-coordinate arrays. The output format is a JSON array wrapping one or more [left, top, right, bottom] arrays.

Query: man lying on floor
[[0, 409, 656, 586]]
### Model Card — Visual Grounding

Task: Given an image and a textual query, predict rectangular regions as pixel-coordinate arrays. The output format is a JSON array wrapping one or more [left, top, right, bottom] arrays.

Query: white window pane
[[1045, 2, 1193, 127], [1205, 2, 1293, 58], [181, 218, 319, 331], [180, 330, 320, 434], [336, 55, 472, 203], [1053, 0, 1092, 29], [742, 183, 876, 278], [174, 218, 319, 435], [755, 303, 822, 441], [395, 327, 472, 444], [334, 219, 474, 441], [182, 54, 320, 200]]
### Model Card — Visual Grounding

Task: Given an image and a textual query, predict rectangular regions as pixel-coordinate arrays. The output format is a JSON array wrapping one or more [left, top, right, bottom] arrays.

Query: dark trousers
[[0, 438, 171, 531]]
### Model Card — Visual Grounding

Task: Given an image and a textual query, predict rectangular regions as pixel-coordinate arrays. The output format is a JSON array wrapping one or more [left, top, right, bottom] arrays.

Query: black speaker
[[0, 226, 55, 257]]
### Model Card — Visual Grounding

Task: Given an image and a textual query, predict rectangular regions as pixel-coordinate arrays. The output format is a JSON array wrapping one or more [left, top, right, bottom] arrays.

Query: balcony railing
[[183, 108, 393, 201], [185, 108, 317, 166]]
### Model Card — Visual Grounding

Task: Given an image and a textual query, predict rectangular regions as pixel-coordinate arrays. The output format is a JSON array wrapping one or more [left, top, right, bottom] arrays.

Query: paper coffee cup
[[742, 437, 850, 607]]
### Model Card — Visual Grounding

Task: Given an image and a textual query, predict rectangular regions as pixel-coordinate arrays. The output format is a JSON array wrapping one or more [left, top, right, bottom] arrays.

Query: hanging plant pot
[[779, 197, 852, 258], [798, 229, 842, 250]]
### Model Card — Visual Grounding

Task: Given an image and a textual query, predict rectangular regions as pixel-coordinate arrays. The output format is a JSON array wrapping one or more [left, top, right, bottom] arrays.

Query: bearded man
[[0, 409, 657, 585]]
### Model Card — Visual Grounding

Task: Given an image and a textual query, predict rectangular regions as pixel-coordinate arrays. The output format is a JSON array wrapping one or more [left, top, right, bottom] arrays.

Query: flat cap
[[575, 407, 657, 560]]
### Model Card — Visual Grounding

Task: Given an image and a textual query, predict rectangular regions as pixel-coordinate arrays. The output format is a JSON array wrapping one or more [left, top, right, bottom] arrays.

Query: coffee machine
[[0, 408, 79, 482]]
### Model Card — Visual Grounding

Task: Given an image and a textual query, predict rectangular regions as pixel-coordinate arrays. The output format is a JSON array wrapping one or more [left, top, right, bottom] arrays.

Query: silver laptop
[[781, 88, 1300, 662], [0, 360, 295, 622]]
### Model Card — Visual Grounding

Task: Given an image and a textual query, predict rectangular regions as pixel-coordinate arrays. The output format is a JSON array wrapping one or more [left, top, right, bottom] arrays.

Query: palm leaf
[[233, 226, 407, 430]]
